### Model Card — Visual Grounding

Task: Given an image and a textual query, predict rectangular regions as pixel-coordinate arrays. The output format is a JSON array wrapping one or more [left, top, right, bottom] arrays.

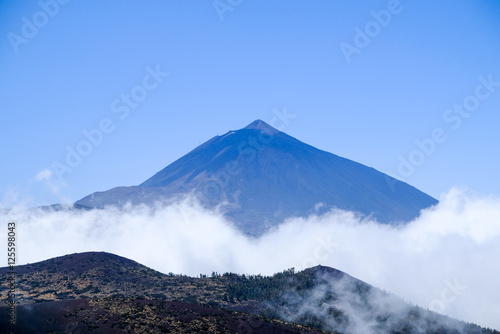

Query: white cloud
[[33, 167, 68, 198], [35, 169, 53, 181], [1, 188, 499, 330]]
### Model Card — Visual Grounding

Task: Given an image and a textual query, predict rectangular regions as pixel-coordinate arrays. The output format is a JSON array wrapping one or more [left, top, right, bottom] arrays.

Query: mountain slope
[[3, 299, 329, 334], [0, 252, 496, 334], [77, 120, 438, 235]]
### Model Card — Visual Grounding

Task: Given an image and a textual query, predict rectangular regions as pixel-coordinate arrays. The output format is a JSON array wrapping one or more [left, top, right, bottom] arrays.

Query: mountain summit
[[77, 120, 437, 235], [243, 119, 279, 133]]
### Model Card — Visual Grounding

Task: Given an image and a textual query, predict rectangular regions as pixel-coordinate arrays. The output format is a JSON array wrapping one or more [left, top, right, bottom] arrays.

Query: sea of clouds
[[1, 187, 499, 330]]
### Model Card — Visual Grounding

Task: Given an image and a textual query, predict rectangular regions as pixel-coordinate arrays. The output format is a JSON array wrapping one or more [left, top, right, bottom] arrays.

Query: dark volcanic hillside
[[77, 120, 438, 235], [1, 252, 496, 334], [4, 299, 328, 334]]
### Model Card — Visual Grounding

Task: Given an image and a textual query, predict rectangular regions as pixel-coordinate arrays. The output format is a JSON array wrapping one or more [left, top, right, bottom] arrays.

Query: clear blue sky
[[1, 0, 499, 207]]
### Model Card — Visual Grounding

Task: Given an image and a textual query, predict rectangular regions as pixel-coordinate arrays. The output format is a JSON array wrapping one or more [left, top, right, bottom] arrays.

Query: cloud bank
[[1, 188, 499, 330]]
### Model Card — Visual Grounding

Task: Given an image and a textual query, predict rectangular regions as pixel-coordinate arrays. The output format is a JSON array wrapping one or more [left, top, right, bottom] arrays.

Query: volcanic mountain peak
[[77, 120, 438, 235], [243, 119, 279, 134]]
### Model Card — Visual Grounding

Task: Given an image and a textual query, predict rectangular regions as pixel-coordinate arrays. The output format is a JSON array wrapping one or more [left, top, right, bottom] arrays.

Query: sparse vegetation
[[0, 252, 497, 334]]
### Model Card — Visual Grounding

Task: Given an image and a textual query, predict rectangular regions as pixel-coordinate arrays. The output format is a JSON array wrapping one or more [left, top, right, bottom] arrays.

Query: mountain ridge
[[0, 251, 496, 334]]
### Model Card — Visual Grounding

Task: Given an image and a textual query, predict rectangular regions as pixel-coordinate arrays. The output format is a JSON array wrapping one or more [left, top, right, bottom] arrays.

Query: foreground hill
[[1, 252, 497, 334], [76, 120, 438, 235], [4, 299, 328, 334]]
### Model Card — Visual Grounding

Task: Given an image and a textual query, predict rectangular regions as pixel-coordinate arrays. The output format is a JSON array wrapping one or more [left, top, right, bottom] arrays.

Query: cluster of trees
[[192, 268, 500, 334]]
